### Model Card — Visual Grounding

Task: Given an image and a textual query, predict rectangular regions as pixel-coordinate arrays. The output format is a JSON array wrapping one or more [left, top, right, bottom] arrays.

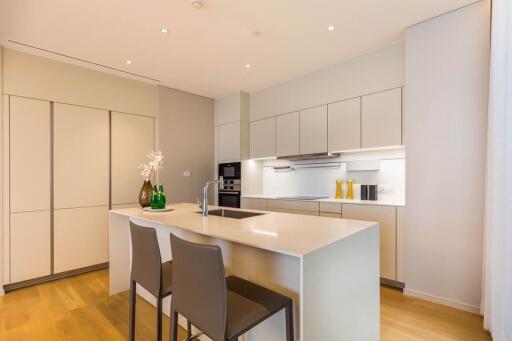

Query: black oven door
[[218, 162, 241, 180], [218, 191, 241, 208]]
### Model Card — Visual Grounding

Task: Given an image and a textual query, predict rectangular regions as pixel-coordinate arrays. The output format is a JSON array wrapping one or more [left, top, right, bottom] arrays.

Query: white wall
[[404, 0, 490, 312], [0, 46, 4, 294], [250, 42, 404, 121]]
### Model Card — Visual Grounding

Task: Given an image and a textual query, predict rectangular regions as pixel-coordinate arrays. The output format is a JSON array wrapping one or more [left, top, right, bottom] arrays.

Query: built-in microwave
[[218, 162, 241, 180]]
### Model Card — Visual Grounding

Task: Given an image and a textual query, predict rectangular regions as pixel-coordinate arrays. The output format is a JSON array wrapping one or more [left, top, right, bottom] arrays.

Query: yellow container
[[346, 179, 354, 199], [335, 179, 343, 199]]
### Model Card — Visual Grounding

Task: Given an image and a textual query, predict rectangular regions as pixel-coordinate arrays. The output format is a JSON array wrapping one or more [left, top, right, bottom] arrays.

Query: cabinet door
[[276, 112, 300, 156], [10, 211, 51, 283], [218, 121, 241, 162], [320, 212, 341, 218], [361, 88, 402, 148], [300, 105, 327, 154], [54, 206, 109, 273], [10, 96, 50, 212], [250, 117, 276, 159], [396, 206, 405, 283], [342, 204, 397, 280], [328, 98, 361, 152], [111, 112, 155, 205], [53, 104, 109, 209], [240, 198, 267, 210]]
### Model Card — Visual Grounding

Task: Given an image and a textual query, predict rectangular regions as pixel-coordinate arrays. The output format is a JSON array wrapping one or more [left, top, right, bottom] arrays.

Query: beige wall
[[158, 86, 215, 203], [0, 46, 4, 293], [404, 0, 490, 312], [3, 48, 158, 117]]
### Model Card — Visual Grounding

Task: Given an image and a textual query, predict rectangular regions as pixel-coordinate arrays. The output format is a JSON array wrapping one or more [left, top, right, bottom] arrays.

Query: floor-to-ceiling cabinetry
[[4, 96, 155, 287]]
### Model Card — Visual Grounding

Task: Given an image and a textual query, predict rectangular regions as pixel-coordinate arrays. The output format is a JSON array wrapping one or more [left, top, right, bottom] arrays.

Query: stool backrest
[[129, 221, 162, 297], [170, 234, 227, 341]]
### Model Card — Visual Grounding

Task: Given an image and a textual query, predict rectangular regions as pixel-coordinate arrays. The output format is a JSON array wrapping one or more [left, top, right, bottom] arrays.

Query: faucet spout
[[202, 176, 223, 216]]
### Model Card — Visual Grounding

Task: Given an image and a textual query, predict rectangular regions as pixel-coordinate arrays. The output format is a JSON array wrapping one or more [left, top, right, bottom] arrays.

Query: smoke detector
[[191, 0, 204, 9]]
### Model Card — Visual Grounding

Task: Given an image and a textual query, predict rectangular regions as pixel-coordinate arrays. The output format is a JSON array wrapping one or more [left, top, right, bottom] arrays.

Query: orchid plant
[[139, 150, 164, 182]]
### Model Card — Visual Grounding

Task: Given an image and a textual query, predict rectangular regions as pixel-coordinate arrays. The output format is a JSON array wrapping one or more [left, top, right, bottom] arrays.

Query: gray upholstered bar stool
[[169, 233, 294, 341], [129, 221, 191, 341]]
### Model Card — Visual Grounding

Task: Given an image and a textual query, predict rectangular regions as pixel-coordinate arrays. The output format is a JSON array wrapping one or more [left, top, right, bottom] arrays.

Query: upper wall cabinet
[[250, 117, 276, 159], [361, 88, 402, 148], [53, 103, 109, 209], [218, 121, 241, 163], [328, 98, 361, 152], [9, 96, 51, 212], [276, 112, 300, 157], [111, 112, 155, 205], [300, 105, 327, 154]]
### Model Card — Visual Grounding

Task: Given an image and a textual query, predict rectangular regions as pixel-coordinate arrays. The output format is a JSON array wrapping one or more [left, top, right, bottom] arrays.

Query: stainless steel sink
[[198, 209, 265, 219]]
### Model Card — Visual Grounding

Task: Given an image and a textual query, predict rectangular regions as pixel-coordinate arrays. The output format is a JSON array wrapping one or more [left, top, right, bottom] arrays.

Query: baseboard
[[381, 277, 405, 289], [3, 262, 109, 292], [404, 288, 480, 314]]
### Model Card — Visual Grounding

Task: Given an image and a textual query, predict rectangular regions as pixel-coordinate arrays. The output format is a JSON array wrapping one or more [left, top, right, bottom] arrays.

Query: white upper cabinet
[[250, 117, 276, 159], [218, 121, 241, 162], [328, 98, 361, 152], [300, 105, 327, 154], [111, 112, 155, 205], [9, 96, 51, 212], [361, 88, 402, 148], [276, 112, 300, 156], [53, 103, 109, 209]]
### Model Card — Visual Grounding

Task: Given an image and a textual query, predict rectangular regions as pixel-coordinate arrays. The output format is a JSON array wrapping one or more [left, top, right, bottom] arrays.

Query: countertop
[[110, 203, 378, 258], [241, 194, 405, 207]]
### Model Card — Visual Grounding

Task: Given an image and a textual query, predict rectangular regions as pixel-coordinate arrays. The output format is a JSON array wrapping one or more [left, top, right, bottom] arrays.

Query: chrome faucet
[[201, 176, 224, 216]]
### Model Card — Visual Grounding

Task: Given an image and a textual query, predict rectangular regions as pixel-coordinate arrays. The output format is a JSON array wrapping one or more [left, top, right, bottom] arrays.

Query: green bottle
[[150, 185, 159, 209], [158, 184, 166, 209]]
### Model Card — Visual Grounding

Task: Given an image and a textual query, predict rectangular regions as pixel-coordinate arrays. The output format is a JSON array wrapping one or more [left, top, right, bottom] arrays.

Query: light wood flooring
[[0, 269, 491, 340]]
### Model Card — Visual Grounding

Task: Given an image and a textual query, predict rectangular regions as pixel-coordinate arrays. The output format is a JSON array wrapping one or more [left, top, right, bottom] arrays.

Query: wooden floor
[[0, 270, 491, 341]]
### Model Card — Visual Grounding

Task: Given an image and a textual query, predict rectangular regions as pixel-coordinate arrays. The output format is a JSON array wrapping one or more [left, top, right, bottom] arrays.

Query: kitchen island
[[109, 203, 380, 341]]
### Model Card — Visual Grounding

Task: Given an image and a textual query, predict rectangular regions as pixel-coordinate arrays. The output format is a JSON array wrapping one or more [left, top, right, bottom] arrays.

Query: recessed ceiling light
[[191, 0, 204, 9], [161, 28, 168, 34], [245, 64, 251, 69], [126, 60, 132, 65], [328, 25, 335, 31]]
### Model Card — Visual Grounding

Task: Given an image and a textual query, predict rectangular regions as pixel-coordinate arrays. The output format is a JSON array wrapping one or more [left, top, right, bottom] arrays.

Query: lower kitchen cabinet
[[241, 198, 267, 210], [10, 211, 51, 283], [342, 204, 397, 280], [54, 206, 109, 273], [320, 212, 341, 218]]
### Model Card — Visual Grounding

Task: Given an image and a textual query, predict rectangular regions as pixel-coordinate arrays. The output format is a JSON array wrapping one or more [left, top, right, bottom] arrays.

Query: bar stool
[[129, 222, 190, 341], [168, 233, 294, 341]]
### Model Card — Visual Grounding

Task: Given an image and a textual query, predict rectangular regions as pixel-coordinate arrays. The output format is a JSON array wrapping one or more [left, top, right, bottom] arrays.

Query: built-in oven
[[218, 162, 241, 208], [218, 162, 241, 180]]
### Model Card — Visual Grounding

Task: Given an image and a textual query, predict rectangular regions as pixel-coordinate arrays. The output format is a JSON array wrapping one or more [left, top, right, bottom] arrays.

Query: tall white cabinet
[[9, 97, 52, 283], [53, 103, 109, 273]]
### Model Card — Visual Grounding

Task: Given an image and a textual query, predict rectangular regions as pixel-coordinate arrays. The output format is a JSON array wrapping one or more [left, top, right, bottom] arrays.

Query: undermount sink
[[199, 209, 265, 219]]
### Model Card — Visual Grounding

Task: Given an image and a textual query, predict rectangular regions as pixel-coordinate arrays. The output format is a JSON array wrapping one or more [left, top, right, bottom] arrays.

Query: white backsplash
[[260, 148, 406, 203]]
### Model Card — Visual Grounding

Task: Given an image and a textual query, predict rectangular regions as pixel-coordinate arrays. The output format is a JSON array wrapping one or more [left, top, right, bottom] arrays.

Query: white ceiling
[[0, 0, 476, 98]]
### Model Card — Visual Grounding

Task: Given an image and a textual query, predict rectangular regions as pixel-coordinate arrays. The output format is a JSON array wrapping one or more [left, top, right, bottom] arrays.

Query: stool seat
[[226, 276, 292, 339], [161, 260, 173, 296]]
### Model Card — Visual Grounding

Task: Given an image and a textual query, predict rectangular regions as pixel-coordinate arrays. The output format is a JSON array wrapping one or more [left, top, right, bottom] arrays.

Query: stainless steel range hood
[[276, 152, 340, 161]]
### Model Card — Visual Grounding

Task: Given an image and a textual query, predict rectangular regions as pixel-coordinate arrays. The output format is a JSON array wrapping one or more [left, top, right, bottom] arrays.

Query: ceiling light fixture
[[191, 0, 204, 9], [126, 60, 132, 65], [161, 28, 168, 34], [328, 25, 335, 31], [245, 64, 251, 69]]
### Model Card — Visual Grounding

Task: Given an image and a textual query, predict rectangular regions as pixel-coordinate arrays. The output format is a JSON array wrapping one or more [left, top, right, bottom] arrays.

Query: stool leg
[[170, 309, 179, 341], [285, 302, 294, 341], [129, 280, 136, 341], [157, 297, 163, 341], [187, 320, 192, 340]]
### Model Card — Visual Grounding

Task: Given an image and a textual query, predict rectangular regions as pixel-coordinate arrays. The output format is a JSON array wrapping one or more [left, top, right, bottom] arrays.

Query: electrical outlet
[[378, 185, 394, 194], [183, 171, 191, 177]]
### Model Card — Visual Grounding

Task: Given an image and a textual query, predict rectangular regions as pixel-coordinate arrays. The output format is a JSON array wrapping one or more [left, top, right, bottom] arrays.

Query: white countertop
[[110, 203, 378, 257], [241, 194, 405, 207]]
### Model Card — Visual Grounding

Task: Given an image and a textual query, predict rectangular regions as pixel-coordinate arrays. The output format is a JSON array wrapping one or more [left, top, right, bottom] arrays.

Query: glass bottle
[[346, 179, 354, 200], [158, 184, 166, 209], [151, 185, 159, 209], [335, 179, 344, 199]]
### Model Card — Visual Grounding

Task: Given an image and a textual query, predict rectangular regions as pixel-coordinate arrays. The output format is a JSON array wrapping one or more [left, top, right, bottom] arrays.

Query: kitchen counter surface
[[241, 194, 405, 207], [110, 202, 378, 257]]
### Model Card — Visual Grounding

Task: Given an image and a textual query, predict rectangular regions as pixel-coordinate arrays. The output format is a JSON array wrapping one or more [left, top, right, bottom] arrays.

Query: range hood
[[276, 152, 340, 161]]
